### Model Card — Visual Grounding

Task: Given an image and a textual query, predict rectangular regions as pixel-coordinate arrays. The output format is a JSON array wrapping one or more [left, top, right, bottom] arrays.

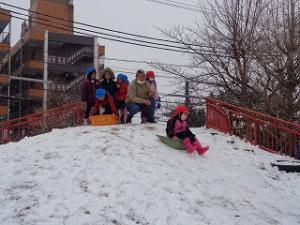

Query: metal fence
[[206, 98, 300, 159], [4, 97, 300, 159], [0, 102, 84, 144]]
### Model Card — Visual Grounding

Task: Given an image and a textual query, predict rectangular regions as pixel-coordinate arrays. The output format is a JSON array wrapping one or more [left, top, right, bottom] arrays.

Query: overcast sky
[[5, 0, 204, 94]]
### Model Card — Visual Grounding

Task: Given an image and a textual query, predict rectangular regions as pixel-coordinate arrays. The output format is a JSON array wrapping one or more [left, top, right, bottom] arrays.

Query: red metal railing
[[0, 102, 84, 144], [206, 98, 300, 159]]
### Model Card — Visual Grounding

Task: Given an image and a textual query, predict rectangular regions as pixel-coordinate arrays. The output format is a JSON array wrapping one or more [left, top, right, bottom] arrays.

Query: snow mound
[[0, 124, 299, 225]]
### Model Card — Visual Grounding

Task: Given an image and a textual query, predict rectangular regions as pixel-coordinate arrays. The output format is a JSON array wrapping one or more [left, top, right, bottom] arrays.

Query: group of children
[[81, 66, 209, 156], [81, 66, 159, 124]]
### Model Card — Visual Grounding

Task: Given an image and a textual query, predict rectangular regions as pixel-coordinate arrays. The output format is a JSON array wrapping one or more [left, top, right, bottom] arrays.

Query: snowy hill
[[0, 124, 299, 225]]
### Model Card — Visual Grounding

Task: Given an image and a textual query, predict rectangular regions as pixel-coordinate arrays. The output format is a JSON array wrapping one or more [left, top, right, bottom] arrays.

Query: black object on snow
[[271, 160, 300, 173]]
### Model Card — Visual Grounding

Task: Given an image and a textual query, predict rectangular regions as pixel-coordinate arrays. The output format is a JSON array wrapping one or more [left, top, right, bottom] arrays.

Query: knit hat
[[101, 67, 115, 80], [96, 88, 106, 98], [174, 105, 189, 114], [117, 73, 129, 84], [86, 66, 96, 76], [146, 70, 155, 79], [136, 69, 145, 76]]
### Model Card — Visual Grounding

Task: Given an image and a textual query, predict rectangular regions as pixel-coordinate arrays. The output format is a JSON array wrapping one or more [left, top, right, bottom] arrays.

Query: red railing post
[[205, 98, 210, 129], [253, 122, 258, 145]]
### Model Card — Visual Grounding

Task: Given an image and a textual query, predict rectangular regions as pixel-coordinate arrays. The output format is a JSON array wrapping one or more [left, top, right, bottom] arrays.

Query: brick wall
[[29, 0, 74, 35]]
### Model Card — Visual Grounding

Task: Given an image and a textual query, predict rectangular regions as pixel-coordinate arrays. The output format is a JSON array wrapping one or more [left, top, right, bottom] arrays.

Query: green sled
[[156, 135, 185, 150]]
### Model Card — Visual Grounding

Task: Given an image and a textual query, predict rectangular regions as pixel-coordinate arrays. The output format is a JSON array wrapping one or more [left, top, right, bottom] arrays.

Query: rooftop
[[30, 0, 73, 6]]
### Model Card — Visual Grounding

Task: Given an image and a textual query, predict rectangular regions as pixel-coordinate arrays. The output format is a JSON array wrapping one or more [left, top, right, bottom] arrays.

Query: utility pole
[[43, 30, 48, 112], [42, 30, 49, 131], [185, 79, 190, 108], [7, 19, 12, 121], [94, 37, 99, 78], [19, 39, 23, 118]]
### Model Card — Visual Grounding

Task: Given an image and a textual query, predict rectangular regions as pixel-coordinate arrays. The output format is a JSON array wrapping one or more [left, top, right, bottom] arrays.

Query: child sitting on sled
[[93, 88, 117, 115], [166, 105, 209, 155]]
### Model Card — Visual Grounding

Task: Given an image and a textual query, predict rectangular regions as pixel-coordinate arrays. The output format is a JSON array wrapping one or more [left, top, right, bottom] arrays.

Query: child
[[81, 66, 99, 125], [166, 105, 209, 155], [146, 70, 158, 99], [93, 88, 117, 115], [99, 67, 117, 99], [142, 70, 160, 121], [115, 73, 129, 124]]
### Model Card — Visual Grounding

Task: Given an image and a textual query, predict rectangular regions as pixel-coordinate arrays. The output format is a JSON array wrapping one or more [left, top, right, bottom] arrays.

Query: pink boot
[[183, 138, 197, 154], [193, 139, 209, 155]]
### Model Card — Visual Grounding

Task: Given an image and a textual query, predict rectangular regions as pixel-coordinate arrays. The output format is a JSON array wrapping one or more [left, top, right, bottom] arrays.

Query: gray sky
[[6, 0, 203, 94]]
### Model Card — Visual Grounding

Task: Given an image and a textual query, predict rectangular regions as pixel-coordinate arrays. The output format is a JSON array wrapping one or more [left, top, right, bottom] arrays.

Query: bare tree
[[252, 0, 300, 121], [159, 0, 266, 107], [157, 0, 300, 122]]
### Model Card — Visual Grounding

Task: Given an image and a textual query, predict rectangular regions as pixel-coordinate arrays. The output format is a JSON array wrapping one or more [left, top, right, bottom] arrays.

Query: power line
[[146, 0, 229, 17], [110, 67, 174, 79], [1, 12, 193, 54], [145, 0, 204, 13], [0, 1, 220, 49], [0, 9, 222, 89], [43, 39, 228, 68], [1, 33, 201, 69], [103, 57, 197, 68], [5, 34, 211, 69], [3, 10, 230, 58], [0, 2, 230, 56], [162, 0, 201, 9], [5, 10, 192, 52], [6, 6, 227, 55]]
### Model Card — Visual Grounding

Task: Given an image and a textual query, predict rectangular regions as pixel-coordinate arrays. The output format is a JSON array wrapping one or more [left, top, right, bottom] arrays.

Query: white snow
[[0, 123, 299, 225]]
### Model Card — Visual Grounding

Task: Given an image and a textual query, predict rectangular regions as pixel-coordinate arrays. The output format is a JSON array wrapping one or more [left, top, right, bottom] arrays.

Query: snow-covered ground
[[0, 123, 299, 225]]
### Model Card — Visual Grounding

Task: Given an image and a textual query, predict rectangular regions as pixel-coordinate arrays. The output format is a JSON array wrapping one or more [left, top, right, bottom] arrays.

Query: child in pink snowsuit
[[166, 105, 209, 155]]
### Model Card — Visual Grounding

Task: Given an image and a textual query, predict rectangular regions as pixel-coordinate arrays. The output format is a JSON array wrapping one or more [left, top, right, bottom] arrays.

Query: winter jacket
[[94, 79, 101, 89], [100, 79, 117, 98], [93, 93, 117, 115], [115, 82, 128, 102], [81, 78, 98, 104], [166, 117, 177, 138], [173, 119, 187, 136], [166, 115, 195, 141], [126, 79, 151, 104], [147, 79, 158, 99]]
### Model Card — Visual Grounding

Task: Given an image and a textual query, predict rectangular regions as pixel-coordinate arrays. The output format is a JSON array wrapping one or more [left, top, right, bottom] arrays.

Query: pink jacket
[[173, 119, 187, 136], [147, 80, 158, 99]]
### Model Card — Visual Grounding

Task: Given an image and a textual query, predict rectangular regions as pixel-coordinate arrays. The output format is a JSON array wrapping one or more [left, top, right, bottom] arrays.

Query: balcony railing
[[49, 74, 84, 92], [0, 32, 10, 44], [27, 89, 44, 98], [48, 47, 93, 65], [0, 74, 10, 85], [0, 106, 8, 116]]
